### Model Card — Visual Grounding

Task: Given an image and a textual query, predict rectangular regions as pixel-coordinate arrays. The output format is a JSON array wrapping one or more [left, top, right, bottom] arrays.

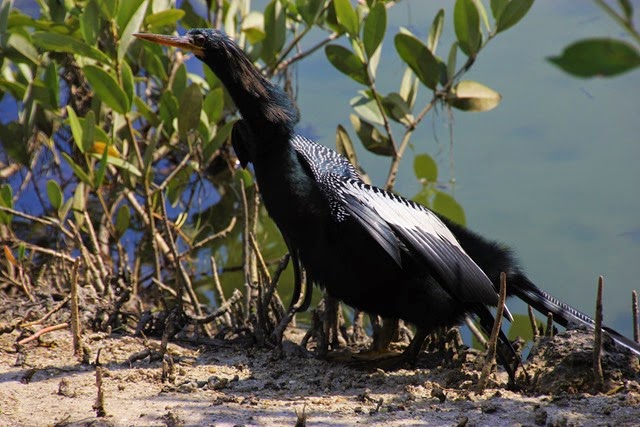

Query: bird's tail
[[511, 276, 640, 356]]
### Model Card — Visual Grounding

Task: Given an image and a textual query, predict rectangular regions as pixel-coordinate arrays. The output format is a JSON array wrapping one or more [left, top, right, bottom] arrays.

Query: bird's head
[[135, 29, 298, 148], [133, 29, 234, 63]]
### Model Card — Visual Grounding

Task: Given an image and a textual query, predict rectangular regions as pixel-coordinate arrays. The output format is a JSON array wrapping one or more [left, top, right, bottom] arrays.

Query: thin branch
[[593, 276, 604, 392], [179, 216, 237, 257], [633, 290, 639, 343], [476, 272, 507, 392], [17, 323, 69, 345]]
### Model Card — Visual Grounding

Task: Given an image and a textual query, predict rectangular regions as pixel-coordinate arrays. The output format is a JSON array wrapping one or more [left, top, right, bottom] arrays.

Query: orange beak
[[133, 33, 205, 56]]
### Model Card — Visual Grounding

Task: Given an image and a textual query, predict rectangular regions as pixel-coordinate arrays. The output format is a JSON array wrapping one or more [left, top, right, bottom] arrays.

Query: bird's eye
[[193, 34, 206, 47]]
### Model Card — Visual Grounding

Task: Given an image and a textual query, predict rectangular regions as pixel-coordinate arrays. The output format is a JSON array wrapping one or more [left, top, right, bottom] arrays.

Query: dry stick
[[528, 305, 540, 340], [21, 295, 71, 327], [17, 323, 69, 345], [83, 210, 111, 297], [0, 206, 73, 238], [476, 272, 507, 393], [210, 256, 233, 327], [189, 289, 243, 325], [633, 290, 639, 343], [68, 221, 105, 294], [180, 216, 237, 257], [545, 312, 554, 338], [158, 191, 203, 318], [93, 348, 106, 418], [593, 276, 605, 392], [70, 258, 83, 359], [465, 317, 487, 348]]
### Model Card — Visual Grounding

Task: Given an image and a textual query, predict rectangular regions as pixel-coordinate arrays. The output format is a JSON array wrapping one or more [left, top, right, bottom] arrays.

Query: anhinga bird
[[134, 29, 640, 374]]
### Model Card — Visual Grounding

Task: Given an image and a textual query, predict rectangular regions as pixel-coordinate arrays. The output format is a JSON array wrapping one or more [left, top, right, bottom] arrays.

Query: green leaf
[[62, 152, 92, 185], [0, 122, 29, 165], [118, 0, 148, 60], [433, 190, 466, 226], [414, 154, 438, 182], [325, 44, 368, 85], [89, 152, 143, 177], [399, 68, 419, 109], [263, 0, 286, 66], [548, 38, 640, 78], [145, 9, 185, 28], [490, 0, 509, 20], [448, 80, 501, 112], [0, 184, 13, 225], [241, 11, 265, 44], [115, 204, 131, 237], [363, 2, 386, 58], [447, 41, 458, 81], [120, 61, 135, 109], [333, 0, 359, 37], [427, 9, 445, 53], [66, 106, 84, 153], [496, 0, 534, 33], [72, 182, 86, 228], [44, 61, 60, 108], [93, 140, 110, 189], [395, 32, 439, 89], [350, 93, 384, 125], [83, 65, 129, 114], [32, 31, 110, 63], [80, 0, 100, 45], [159, 91, 179, 131], [473, 0, 491, 32], [383, 93, 414, 126], [178, 83, 203, 137], [7, 33, 39, 64], [134, 96, 161, 127], [82, 110, 96, 153], [204, 119, 236, 161], [454, 0, 481, 56], [350, 114, 393, 157], [46, 180, 63, 211], [297, 0, 324, 25], [335, 124, 358, 167], [203, 88, 224, 124]]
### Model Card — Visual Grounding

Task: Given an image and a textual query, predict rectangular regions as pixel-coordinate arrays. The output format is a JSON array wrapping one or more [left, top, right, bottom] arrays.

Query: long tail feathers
[[512, 277, 640, 357]]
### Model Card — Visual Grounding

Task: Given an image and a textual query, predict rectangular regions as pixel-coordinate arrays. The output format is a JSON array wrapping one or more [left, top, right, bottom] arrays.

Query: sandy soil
[[1, 327, 640, 427]]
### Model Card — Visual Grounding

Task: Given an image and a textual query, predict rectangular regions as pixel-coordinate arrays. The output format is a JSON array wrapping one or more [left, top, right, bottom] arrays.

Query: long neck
[[206, 44, 297, 139]]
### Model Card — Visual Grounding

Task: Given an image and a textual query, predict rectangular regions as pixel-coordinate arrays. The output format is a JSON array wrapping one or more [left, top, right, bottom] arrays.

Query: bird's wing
[[334, 178, 500, 306]]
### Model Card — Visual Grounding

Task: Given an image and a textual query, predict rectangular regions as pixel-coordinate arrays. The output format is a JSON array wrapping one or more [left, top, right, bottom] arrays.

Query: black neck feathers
[[189, 29, 298, 137]]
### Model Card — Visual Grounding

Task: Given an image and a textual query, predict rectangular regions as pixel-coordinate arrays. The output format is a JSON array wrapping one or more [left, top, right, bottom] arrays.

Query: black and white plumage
[[135, 29, 640, 371]]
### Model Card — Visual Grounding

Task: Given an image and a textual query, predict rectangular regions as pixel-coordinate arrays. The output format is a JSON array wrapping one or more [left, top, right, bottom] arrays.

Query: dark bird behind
[[134, 29, 640, 373]]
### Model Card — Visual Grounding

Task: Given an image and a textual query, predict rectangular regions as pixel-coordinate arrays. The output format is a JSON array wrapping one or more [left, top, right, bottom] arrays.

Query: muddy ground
[[1, 325, 640, 427]]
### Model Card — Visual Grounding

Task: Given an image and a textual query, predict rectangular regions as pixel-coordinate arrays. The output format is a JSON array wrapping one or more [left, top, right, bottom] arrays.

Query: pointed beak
[[133, 33, 205, 56]]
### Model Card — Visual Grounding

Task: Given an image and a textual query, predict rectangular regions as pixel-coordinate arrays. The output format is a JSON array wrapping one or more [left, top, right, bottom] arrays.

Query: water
[[292, 1, 640, 337]]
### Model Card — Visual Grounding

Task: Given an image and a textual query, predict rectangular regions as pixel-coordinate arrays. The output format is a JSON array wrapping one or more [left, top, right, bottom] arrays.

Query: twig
[[188, 289, 243, 324], [83, 210, 111, 296], [179, 216, 237, 257], [0, 206, 73, 238], [593, 276, 604, 392], [465, 316, 487, 348], [210, 256, 232, 326], [68, 220, 105, 293], [17, 323, 69, 345], [21, 295, 71, 327], [158, 191, 204, 322], [528, 305, 539, 340], [476, 272, 507, 392], [545, 312, 554, 338], [93, 349, 106, 417], [70, 258, 82, 359], [633, 290, 639, 343]]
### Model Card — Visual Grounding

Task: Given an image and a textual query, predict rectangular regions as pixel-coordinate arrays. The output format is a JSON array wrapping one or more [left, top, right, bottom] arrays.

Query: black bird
[[134, 29, 640, 371]]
